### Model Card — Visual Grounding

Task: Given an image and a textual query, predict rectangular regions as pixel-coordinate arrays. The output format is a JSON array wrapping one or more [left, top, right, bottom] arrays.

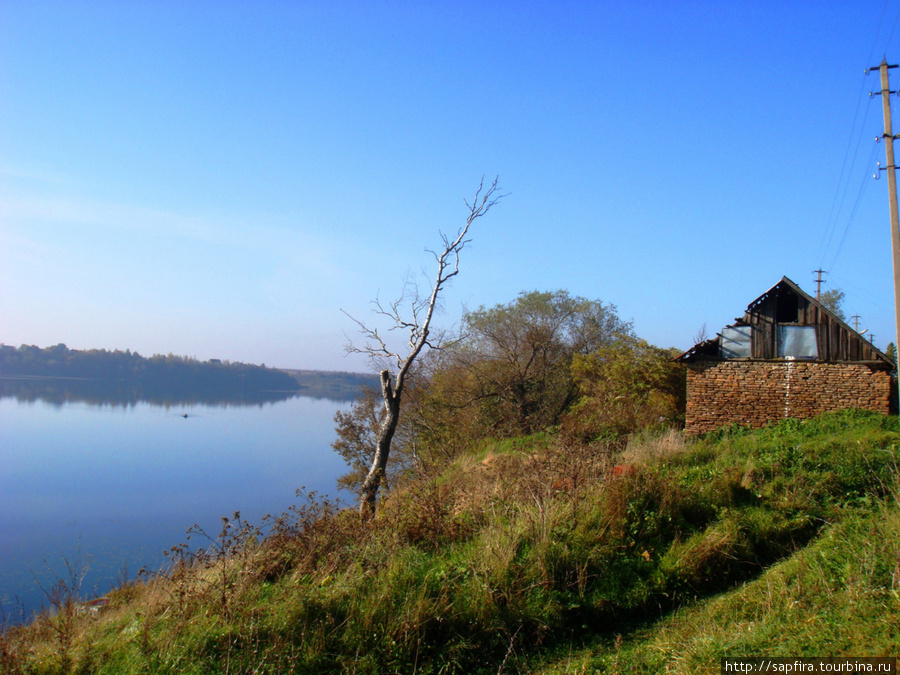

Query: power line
[[817, 84, 874, 267], [884, 0, 900, 52], [827, 141, 879, 273], [818, 81, 878, 264], [830, 271, 894, 312], [817, 1, 894, 269]]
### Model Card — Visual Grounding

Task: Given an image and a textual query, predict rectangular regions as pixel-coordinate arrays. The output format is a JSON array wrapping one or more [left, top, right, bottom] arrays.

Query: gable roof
[[678, 276, 894, 367]]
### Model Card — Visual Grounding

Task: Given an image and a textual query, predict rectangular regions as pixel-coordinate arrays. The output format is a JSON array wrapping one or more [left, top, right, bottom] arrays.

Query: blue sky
[[2, 1, 900, 371]]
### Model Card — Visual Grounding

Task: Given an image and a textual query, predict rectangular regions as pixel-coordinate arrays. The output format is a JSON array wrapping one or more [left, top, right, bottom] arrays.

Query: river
[[0, 392, 353, 623]]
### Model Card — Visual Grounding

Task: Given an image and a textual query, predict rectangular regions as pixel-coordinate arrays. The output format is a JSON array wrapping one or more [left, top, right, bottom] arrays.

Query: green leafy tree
[[433, 290, 634, 437], [400, 353, 490, 466], [819, 288, 846, 321], [885, 342, 897, 379], [332, 387, 383, 492], [562, 336, 685, 441], [332, 385, 417, 492]]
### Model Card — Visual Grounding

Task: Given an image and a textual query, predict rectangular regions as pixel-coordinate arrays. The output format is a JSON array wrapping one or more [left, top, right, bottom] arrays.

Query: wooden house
[[677, 276, 895, 434]]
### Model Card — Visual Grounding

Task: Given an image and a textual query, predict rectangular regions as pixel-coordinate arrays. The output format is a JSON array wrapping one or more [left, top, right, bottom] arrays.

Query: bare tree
[[692, 323, 709, 345], [345, 178, 503, 519]]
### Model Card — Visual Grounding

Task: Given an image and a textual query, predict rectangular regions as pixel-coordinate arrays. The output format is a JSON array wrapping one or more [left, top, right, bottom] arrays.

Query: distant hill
[[281, 369, 376, 400], [0, 344, 374, 404]]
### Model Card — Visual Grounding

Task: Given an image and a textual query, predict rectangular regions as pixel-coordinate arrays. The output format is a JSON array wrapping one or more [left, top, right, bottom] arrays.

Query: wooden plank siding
[[734, 278, 888, 364], [677, 276, 895, 433], [678, 276, 893, 369]]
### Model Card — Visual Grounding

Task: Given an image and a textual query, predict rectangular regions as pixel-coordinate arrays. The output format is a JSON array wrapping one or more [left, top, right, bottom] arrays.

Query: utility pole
[[813, 269, 826, 300], [871, 57, 900, 403], [852, 314, 862, 332]]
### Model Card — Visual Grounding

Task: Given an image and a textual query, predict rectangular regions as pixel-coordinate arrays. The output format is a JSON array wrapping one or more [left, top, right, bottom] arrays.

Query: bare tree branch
[[345, 177, 504, 519]]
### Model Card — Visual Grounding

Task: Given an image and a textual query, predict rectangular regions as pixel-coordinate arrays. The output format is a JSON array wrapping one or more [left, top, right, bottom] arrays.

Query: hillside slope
[[540, 502, 900, 673], [3, 411, 899, 673]]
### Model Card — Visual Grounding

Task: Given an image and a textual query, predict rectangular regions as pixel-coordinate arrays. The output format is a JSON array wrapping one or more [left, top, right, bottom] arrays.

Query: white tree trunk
[[344, 178, 502, 520]]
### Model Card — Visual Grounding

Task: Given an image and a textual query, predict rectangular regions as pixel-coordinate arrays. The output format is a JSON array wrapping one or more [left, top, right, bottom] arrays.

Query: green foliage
[[818, 288, 846, 320], [563, 336, 685, 440], [397, 290, 636, 470], [886, 342, 897, 379], [332, 387, 387, 492], [336, 289, 688, 493], [8, 410, 900, 673], [403, 356, 499, 466], [333, 383, 423, 492], [456, 290, 633, 436]]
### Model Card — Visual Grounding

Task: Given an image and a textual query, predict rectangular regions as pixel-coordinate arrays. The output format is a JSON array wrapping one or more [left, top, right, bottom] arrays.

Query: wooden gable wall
[[740, 280, 885, 363]]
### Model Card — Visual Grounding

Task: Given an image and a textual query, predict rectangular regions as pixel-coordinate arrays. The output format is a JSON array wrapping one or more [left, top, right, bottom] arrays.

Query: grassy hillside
[[3, 410, 899, 673], [541, 506, 900, 673]]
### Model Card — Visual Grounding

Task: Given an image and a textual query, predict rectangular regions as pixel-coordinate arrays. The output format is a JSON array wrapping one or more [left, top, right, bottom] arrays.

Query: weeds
[[257, 488, 346, 580], [183, 511, 260, 622], [5, 411, 900, 674], [36, 554, 91, 672]]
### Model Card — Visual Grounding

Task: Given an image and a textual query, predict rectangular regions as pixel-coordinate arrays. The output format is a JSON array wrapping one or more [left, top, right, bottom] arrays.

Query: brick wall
[[685, 360, 892, 434]]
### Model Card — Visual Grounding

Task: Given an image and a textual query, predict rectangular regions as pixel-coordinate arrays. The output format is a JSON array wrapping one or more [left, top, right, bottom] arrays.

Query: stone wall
[[685, 360, 892, 434]]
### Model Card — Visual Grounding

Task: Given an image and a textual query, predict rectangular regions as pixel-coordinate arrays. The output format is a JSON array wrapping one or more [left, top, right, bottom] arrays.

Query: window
[[777, 325, 817, 359], [721, 325, 752, 358]]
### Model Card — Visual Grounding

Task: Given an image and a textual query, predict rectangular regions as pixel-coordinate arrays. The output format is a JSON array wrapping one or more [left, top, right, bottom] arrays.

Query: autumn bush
[[561, 336, 685, 442], [333, 293, 683, 499]]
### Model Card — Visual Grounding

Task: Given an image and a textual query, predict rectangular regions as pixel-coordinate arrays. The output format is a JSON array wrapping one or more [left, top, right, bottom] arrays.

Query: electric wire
[[831, 272, 894, 313], [817, 95, 874, 266], [816, 0, 890, 270], [815, 1, 900, 350], [884, 0, 900, 53], [828, 140, 880, 274]]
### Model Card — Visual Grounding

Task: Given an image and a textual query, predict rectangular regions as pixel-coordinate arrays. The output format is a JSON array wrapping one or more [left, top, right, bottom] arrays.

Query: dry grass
[[620, 426, 690, 466], [5, 412, 900, 674]]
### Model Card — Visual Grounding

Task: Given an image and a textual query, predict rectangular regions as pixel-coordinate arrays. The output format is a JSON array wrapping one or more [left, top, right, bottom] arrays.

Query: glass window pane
[[777, 325, 818, 359], [721, 325, 752, 358]]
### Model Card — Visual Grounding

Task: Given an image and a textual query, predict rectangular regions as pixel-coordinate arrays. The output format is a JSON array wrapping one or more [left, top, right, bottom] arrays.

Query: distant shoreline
[[0, 344, 376, 404], [0, 374, 96, 381]]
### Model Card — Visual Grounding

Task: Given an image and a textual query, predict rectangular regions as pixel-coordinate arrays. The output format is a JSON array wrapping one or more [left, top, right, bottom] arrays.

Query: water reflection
[[0, 378, 297, 408], [0, 372, 369, 408], [0, 390, 355, 623]]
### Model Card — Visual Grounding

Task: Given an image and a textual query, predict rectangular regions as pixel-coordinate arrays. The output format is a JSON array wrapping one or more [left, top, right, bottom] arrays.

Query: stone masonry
[[685, 360, 892, 434]]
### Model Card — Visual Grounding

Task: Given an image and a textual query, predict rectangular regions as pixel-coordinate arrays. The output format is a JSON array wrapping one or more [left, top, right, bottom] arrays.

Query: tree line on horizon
[[0, 343, 301, 398]]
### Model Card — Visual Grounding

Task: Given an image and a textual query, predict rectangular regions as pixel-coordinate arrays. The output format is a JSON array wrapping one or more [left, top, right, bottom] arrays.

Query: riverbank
[[3, 410, 899, 673]]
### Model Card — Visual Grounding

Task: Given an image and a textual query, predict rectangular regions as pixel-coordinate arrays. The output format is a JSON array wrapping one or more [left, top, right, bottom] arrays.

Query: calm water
[[0, 394, 351, 622]]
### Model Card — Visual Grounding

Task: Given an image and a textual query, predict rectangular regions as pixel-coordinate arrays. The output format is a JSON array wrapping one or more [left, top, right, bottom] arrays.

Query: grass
[[541, 505, 900, 674], [3, 410, 900, 673]]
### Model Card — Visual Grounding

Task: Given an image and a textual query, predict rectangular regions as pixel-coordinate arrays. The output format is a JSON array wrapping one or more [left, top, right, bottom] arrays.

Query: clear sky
[[3, 1, 900, 372]]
